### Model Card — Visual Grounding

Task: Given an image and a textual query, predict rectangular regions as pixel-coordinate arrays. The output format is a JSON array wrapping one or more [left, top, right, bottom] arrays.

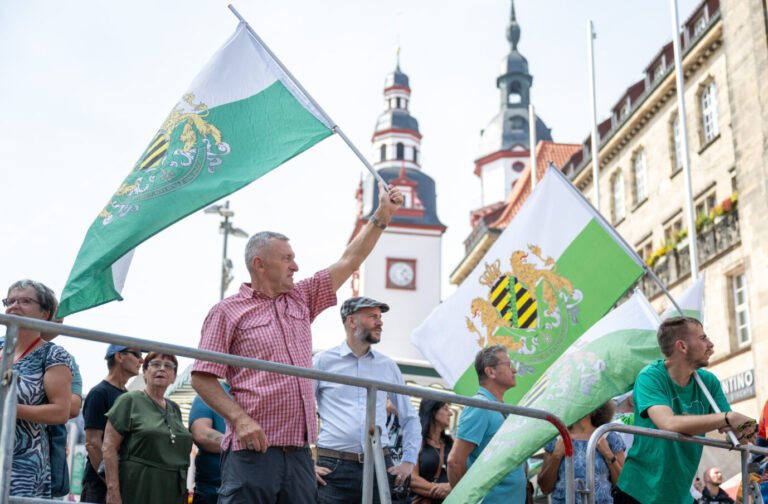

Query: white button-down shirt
[[313, 341, 421, 464]]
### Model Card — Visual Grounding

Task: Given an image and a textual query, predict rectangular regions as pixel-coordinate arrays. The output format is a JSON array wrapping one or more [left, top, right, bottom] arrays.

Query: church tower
[[350, 50, 446, 362], [475, 1, 552, 207]]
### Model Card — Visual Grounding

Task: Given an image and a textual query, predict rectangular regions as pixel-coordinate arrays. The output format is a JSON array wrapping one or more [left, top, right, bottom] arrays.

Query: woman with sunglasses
[[2, 280, 73, 498], [102, 352, 193, 504]]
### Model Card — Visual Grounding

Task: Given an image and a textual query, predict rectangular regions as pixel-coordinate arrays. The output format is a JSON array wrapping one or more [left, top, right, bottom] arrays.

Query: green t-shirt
[[617, 360, 730, 504], [106, 390, 193, 504]]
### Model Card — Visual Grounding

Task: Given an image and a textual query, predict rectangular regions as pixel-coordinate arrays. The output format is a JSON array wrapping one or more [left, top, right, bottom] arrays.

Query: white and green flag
[[412, 167, 644, 404], [58, 22, 333, 317], [445, 290, 664, 503], [662, 275, 705, 320]]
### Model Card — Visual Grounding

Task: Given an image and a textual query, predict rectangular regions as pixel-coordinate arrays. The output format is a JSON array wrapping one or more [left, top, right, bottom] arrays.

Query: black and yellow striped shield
[[490, 275, 538, 329]]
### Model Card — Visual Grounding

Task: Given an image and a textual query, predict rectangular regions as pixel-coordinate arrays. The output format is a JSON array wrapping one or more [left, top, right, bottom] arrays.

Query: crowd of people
[[2, 183, 765, 504]]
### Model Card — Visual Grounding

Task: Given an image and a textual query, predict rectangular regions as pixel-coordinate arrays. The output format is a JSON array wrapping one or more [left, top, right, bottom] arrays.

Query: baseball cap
[[340, 296, 390, 322], [105, 344, 129, 358]]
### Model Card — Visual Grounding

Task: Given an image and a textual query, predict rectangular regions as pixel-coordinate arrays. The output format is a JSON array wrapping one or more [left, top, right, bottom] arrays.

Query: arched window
[[380, 144, 386, 162], [611, 171, 625, 224], [508, 82, 522, 105], [632, 150, 647, 203], [700, 81, 719, 143], [396, 97, 402, 109], [396, 143, 404, 160]]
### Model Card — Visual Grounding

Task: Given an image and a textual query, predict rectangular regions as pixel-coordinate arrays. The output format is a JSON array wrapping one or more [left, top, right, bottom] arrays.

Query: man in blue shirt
[[447, 345, 527, 503], [189, 382, 230, 504], [313, 296, 421, 504]]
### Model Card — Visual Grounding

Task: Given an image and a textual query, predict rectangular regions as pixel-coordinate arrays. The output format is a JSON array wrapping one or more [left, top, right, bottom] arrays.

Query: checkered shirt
[[193, 269, 336, 450]]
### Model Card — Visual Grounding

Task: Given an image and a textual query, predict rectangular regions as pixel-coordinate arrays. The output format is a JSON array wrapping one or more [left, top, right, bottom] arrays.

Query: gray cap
[[340, 296, 390, 322]]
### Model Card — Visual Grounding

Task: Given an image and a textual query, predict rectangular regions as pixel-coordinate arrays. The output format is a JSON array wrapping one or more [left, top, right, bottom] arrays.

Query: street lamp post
[[204, 201, 249, 300]]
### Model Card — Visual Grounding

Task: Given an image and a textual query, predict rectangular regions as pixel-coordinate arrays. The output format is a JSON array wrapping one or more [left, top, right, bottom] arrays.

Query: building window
[[653, 63, 665, 82], [671, 114, 683, 171], [611, 171, 625, 223], [396, 97, 402, 109], [664, 218, 683, 244], [380, 144, 386, 162], [632, 150, 647, 204], [695, 192, 717, 220], [732, 273, 751, 347], [693, 15, 707, 37], [620, 99, 630, 119], [512, 162, 525, 173], [508, 81, 522, 105], [700, 81, 719, 143], [636, 239, 653, 263], [396, 142, 404, 160], [413, 148, 418, 164]]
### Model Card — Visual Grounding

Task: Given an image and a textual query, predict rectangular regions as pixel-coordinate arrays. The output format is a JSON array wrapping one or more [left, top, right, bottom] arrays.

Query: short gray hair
[[244, 231, 290, 273], [7, 279, 57, 320], [474, 345, 507, 383]]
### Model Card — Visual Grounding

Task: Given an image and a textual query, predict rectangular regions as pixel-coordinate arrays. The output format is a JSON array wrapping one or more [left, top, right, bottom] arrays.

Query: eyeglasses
[[2, 297, 41, 308], [147, 361, 176, 371], [120, 350, 142, 359], [494, 360, 515, 369]]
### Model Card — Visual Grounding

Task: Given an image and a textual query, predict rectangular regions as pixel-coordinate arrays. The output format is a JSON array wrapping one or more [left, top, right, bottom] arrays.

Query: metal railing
[[584, 422, 768, 504], [0, 313, 577, 504]]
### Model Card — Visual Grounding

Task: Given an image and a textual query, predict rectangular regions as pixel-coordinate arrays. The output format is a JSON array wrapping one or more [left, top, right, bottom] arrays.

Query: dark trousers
[[612, 486, 643, 504], [192, 490, 220, 504], [80, 478, 107, 504], [316, 454, 399, 504], [218, 447, 316, 504]]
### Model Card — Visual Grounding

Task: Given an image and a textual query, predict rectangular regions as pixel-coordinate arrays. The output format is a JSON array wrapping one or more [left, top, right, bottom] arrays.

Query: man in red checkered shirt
[[191, 182, 403, 504]]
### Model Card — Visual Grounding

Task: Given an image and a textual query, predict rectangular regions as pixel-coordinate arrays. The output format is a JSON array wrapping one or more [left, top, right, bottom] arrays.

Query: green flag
[[445, 290, 663, 503], [412, 167, 645, 404], [58, 22, 333, 317], [446, 277, 707, 503]]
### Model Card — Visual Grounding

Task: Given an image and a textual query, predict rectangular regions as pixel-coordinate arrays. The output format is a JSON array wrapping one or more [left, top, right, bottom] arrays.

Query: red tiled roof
[[487, 141, 582, 229]]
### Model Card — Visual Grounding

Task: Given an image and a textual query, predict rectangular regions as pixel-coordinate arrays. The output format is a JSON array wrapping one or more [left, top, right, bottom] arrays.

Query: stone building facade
[[563, 0, 768, 418]]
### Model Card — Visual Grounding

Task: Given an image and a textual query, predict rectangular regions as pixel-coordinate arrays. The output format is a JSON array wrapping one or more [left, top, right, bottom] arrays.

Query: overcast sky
[[0, 0, 699, 392]]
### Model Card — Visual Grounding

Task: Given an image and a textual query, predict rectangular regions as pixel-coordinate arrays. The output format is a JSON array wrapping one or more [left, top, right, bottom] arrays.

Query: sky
[[0, 0, 699, 393]]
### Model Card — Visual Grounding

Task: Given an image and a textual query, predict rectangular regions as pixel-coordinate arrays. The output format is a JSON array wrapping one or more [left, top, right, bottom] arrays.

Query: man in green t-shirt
[[614, 316, 757, 504]]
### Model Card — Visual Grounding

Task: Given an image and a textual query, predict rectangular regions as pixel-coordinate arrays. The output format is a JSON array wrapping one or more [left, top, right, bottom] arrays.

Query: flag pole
[[669, 0, 699, 279], [227, 4, 390, 192], [529, 104, 537, 189], [587, 20, 601, 212]]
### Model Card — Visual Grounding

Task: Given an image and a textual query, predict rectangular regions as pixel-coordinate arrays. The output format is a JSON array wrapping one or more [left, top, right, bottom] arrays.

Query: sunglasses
[[120, 350, 142, 359]]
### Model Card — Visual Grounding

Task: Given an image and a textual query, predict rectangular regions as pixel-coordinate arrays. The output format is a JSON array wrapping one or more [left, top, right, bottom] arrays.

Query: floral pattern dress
[[545, 431, 626, 504], [8, 342, 71, 498]]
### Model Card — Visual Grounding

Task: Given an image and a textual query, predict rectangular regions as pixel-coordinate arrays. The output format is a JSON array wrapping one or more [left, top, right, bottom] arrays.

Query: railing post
[[742, 449, 752, 504], [370, 426, 391, 504], [0, 323, 19, 504], [362, 385, 377, 503]]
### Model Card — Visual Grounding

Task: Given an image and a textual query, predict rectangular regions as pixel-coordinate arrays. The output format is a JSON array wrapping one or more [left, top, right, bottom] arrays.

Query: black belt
[[316, 447, 390, 463]]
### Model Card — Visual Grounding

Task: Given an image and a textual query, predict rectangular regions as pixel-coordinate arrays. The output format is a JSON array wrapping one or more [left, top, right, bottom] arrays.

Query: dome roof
[[476, 109, 552, 160], [374, 109, 420, 134], [501, 51, 529, 76], [385, 66, 409, 89]]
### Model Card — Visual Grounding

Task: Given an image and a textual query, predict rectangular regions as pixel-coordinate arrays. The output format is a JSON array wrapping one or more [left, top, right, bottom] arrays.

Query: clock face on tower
[[386, 258, 416, 290]]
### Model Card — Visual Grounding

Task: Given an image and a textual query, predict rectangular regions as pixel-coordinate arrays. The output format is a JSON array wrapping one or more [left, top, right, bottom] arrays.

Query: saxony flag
[[445, 290, 663, 503], [411, 166, 644, 404], [58, 22, 333, 317]]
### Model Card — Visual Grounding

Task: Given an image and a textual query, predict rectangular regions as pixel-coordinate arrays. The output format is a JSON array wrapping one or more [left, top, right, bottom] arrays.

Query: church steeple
[[372, 48, 422, 171], [476, 0, 552, 163]]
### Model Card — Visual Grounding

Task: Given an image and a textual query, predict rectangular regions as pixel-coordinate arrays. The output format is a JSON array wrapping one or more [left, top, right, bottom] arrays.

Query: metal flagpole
[[669, 0, 699, 279], [587, 20, 600, 212], [227, 4, 391, 193], [529, 104, 537, 189]]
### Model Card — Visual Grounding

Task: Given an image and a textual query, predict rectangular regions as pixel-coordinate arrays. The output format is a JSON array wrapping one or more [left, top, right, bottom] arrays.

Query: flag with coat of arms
[[412, 166, 645, 405], [58, 22, 334, 317], [444, 277, 706, 503]]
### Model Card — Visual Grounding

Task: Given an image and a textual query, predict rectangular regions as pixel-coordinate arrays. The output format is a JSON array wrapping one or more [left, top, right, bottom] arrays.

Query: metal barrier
[[584, 422, 768, 504], [0, 313, 577, 504]]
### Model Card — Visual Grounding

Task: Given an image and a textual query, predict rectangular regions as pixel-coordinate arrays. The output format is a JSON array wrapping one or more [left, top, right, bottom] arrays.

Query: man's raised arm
[[328, 183, 403, 291]]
